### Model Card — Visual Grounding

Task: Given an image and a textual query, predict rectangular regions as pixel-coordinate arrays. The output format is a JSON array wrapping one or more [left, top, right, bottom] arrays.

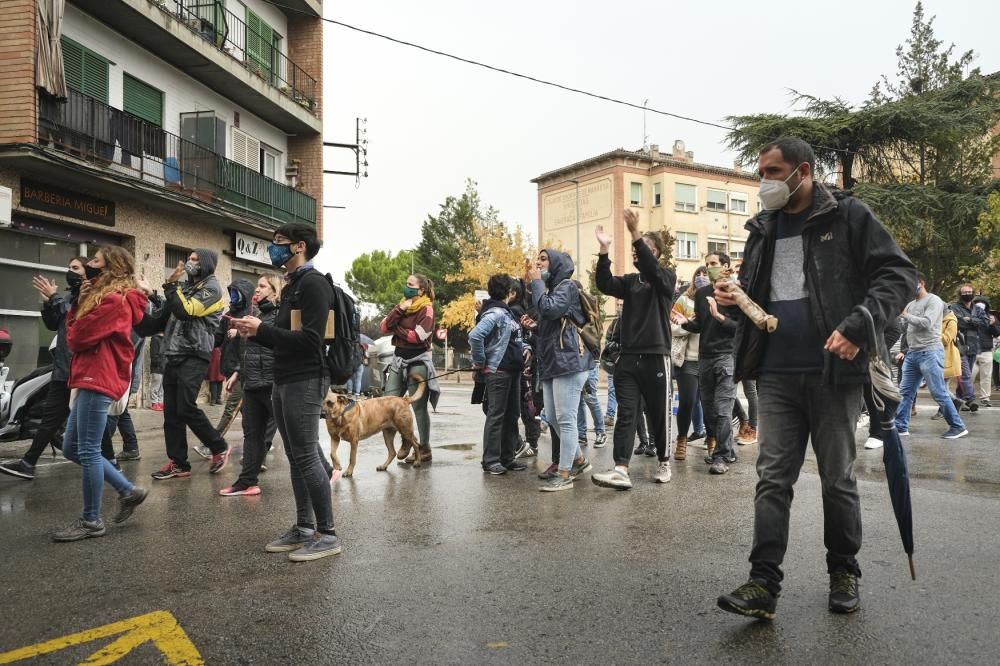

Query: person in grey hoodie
[[138, 248, 230, 479], [524, 248, 594, 492]]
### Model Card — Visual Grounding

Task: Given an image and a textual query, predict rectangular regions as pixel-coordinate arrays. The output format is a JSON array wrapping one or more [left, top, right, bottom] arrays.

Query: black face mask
[[84, 264, 102, 280], [65, 270, 83, 288], [960, 294, 974, 303]]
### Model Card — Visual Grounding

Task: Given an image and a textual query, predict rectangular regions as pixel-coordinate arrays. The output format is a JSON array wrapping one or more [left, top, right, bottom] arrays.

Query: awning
[[35, 0, 68, 100]]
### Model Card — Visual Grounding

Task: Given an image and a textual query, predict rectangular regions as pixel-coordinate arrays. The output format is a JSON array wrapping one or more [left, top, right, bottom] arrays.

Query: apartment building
[[532, 141, 760, 289], [0, 0, 323, 381]]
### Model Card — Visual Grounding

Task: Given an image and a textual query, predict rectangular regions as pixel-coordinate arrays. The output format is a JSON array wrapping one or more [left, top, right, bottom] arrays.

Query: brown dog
[[322, 379, 426, 476]]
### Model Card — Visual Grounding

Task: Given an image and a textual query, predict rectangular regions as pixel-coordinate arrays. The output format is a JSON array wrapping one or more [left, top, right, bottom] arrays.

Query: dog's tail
[[403, 374, 427, 404]]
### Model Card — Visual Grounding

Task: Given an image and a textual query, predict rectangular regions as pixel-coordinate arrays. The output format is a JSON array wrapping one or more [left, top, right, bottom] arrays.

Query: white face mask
[[759, 164, 806, 210]]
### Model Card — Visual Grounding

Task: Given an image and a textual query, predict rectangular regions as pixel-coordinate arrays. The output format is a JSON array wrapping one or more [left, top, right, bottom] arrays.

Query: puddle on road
[[438, 443, 477, 451]]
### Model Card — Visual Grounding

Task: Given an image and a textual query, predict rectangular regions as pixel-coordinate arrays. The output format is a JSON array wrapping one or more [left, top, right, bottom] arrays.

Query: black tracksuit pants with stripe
[[612, 353, 672, 465]]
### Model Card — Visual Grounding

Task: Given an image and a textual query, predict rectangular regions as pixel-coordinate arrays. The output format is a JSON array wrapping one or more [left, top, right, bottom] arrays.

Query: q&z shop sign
[[20, 179, 115, 226]]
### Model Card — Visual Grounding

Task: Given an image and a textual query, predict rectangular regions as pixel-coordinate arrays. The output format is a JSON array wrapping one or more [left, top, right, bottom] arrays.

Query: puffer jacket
[[734, 183, 916, 384], [41, 291, 73, 381], [217, 278, 255, 376], [239, 299, 278, 390], [529, 248, 594, 380], [66, 289, 148, 399], [161, 248, 225, 362]]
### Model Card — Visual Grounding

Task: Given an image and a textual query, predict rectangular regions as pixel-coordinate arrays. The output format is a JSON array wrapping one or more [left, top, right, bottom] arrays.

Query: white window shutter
[[231, 128, 261, 171]]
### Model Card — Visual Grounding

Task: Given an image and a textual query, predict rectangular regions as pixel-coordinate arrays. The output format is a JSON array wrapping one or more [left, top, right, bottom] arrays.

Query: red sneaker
[[150, 403, 164, 412], [219, 484, 261, 496], [151, 462, 191, 480]]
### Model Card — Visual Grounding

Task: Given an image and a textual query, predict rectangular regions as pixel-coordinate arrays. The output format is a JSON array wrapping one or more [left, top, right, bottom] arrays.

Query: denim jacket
[[469, 304, 523, 373]]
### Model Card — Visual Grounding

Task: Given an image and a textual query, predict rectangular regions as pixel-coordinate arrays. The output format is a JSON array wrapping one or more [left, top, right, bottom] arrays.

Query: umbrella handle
[[853, 304, 879, 351]]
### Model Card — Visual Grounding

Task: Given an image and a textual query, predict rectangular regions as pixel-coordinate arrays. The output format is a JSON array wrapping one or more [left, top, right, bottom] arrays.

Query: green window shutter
[[246, 9, 273, 76], [123, 74, 163, 126], [60, 36, 109, 103]]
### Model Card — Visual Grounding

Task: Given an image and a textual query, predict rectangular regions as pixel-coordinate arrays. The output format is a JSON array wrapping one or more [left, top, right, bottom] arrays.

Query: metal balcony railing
[[154, 0, 317, 113], [38, 89, 316, 227]]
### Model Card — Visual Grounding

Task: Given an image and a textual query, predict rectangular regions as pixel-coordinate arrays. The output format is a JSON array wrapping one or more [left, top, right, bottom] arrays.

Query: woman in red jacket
[[52, 246, 149, 542]]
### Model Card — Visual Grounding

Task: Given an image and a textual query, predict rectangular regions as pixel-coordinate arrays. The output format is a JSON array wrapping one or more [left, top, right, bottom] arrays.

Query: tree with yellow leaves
[[439, 221, 536, 331]]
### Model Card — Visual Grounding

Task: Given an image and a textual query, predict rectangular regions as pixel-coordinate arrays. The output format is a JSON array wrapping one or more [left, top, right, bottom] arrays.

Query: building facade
[[532, 141, 760, 288], [0, 0, 323, 386]]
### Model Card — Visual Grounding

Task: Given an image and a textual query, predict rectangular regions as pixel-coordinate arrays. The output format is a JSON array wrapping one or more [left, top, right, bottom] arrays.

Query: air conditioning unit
[[0, 186, 12, 228]]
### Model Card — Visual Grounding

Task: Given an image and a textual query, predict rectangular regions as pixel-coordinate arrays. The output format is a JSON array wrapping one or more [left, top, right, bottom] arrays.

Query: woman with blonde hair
[[52, 246, 149, 542]]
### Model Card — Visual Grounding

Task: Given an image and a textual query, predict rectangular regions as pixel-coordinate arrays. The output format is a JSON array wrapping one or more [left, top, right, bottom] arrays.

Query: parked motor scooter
[[361, 335, 395, 397], [0, 329, 57, 445]]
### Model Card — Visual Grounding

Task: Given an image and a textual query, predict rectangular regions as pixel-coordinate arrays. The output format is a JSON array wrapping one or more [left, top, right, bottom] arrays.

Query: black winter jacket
[[217, 279, 255, 376], [734, 183, 916, 384], [41, 291, 73, 382], [239, 300, 278, 390]]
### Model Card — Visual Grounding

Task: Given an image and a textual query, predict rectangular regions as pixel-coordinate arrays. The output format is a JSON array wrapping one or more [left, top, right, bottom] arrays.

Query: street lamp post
[[568, 179, 581, 274]]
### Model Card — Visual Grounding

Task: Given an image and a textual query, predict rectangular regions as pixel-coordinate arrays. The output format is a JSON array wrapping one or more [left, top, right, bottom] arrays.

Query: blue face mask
[[268, 243, 294, 267], [228, 287, 245, 309]]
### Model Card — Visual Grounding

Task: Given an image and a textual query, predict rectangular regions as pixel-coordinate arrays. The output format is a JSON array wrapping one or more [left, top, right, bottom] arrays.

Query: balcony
[[67, 0, 320, 135], [37, 89, 316, 228]]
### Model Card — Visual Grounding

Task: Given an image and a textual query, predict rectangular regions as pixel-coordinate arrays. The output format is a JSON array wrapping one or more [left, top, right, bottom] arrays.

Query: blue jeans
[[344, 364, 365, 394], [607, 375, 617, 419], [895, 348, 965, 432], [577, 366, 605, 438], [542, 369, 588, 472], [63, 390, 135, 522]]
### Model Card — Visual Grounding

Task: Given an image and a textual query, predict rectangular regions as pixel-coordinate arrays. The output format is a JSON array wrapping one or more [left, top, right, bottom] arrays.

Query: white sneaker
[[654, 461, 672, 484], [857, 413, 870, 431], [591, 467, 632, 490], [863, 437, 884, 450]]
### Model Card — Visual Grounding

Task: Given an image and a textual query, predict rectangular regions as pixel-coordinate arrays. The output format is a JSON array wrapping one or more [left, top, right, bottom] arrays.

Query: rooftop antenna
[[642, 98, 649, 151]]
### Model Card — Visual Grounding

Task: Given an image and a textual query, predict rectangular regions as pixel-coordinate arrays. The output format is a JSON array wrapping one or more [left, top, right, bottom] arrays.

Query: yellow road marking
[[0, 611, 203, 665]]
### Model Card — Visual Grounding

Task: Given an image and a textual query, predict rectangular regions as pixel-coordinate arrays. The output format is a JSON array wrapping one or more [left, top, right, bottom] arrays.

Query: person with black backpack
[[591, 208, 676, 490], [231, 224, 341, 562]]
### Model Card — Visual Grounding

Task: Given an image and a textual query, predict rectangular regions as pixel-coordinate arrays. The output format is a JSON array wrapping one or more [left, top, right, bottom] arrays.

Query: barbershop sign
[[20, 179, 115, 226], [234, 232, 272, 266]]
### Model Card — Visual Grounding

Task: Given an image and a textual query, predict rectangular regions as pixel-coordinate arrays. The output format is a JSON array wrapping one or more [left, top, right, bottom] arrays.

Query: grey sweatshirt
[[902, 293, 944, 352]]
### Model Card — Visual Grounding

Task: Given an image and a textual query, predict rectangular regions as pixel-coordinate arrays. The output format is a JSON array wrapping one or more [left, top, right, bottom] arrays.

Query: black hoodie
[[217, 278, 255, 376], [595, 238, 676, 355]]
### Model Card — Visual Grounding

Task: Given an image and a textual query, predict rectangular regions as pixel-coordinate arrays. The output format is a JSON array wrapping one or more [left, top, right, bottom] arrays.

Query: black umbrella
[[856, 305, 915, 580]]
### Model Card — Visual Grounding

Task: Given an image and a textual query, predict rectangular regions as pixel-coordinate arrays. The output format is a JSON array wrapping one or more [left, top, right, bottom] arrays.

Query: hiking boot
[[593, 432, 607, 448], [539, 475, 574, 492], [117, 449, 141, 461], [654, 460, 672, 484], [674, 436, 687, 461], [738, 425, 758, 445], [220, 483, 262, 496], [193, 444, 211, 459], [52, 518, 107, 542], [709, 460, 729, 475], [717, 581, 777, 620], [941, 427, 968, 440], [0, 459, 35, 480], [592, 467, 632, 490], [403, 444, 432, 464], [570, 458, 592, 478], [688, 431, 706, 443], [538, 463, 559, 480], [706, 437, 716, 458], [151, 462, 191, 480], [209, 448, 231, 474], [112, 487, 147, 524], [265, 525, 315, 553], [604, 414, 616, 428], [288, 533, 343, 562], [829, 571, 860, 614], [483, 463, 507, 475]]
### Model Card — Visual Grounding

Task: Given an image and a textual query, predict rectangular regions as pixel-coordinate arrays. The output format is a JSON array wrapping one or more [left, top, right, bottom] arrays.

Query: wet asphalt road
[[1, 384, 998, 664]]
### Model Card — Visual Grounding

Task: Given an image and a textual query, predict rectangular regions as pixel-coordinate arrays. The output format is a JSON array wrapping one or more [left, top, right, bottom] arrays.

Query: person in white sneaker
[[591, 208, 676, 490]]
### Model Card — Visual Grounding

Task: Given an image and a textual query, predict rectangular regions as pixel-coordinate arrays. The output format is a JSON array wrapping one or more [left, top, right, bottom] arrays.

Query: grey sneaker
[[539, 475, 574, 492], [709, 461, 729, 475], [265, 526, 315, 553], [193, 444, 212, 459], [538, 463, 559, 480], [593, 432, 607, 448], [52, 518, 107, 542], [117, 449, 141, 461], [654, 461, 672, 484], [0, 459, 35, 480], [112, 487, 148, 524], [570, 458, 591, 478], [592, 467, 632, 490], [288, 533, 343, 562]]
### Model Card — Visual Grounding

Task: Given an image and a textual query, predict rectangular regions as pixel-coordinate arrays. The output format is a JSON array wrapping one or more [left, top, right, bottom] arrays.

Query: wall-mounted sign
[[234, 232, 272, 266], [20, 179, 115, 226]]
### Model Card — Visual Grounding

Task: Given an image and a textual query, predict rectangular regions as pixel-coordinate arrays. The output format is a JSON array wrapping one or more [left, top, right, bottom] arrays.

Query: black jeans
[[700, 355, 736, 463], [103, 407, 138, 454], [163, 357, 227, 470], [482, 371, 521, 468], [520, 375, 540, 446], [750, 375, 864, 595], [674, 369, 699, 440], [235, 387, 275, 488], [23, 380, 70, 466], [273, 377, 335, 533], [612, 353, 672, 465]]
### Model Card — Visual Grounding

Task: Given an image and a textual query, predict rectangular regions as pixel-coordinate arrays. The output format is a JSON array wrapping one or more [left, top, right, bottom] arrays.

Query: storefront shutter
[[123, 74, 163, 126]]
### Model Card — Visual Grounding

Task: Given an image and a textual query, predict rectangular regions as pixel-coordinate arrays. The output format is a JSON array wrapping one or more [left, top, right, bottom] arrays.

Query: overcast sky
[[314, 0, 998, 288]]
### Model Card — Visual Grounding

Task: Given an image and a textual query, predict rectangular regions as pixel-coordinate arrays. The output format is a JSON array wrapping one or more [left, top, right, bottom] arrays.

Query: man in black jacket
[[715, 137, 915, 620], [591, 207, 676, 490], [673, 252, 741, 475]]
